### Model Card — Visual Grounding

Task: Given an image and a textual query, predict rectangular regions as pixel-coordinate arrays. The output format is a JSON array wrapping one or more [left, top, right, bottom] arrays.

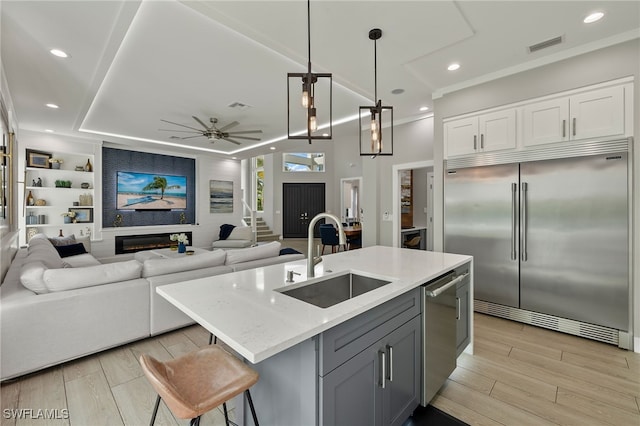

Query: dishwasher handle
[[424, 273, 469, 298]]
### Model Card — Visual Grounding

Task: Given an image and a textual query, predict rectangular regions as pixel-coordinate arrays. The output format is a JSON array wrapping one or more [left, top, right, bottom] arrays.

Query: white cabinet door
[[522, 98, 570, 147], [570, 85, 625, 140], [445, 117, 478, 157], [479, 109, 517, 152]]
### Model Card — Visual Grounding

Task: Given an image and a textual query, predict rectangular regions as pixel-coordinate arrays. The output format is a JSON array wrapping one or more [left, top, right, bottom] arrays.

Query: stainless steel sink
[[278, 272, 391, 308]]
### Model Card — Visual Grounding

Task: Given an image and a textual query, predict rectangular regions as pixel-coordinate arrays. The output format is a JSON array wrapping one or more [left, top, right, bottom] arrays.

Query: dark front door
[[283, 183, 326, 238]]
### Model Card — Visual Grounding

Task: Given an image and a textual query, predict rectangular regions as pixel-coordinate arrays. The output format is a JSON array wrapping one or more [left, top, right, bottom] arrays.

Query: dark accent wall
[[102, 147, 196, 227]]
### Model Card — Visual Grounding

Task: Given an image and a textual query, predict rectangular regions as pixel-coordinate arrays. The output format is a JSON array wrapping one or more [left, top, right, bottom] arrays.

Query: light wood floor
[[2, 314, 639, 426], [431, 313, 640, 426]]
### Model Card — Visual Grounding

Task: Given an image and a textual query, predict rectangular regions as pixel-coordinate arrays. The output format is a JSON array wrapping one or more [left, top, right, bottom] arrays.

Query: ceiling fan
[[160, 116, 262, 145]]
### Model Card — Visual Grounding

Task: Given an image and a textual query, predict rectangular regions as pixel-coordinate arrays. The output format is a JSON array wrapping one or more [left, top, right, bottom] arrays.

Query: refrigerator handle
[[511, 183, 517, 260], [521, 182, 528, 262]]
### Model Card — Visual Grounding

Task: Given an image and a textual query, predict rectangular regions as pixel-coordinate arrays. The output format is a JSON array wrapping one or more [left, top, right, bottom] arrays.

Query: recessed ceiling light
[[46, 103, 59, 109], [447, 63, 460, 71], [232, 156, 238, 160], [270, 146, 276, 150], [50, 49, 68, 58], [419, 106, 429, 112], [391, 88, 404, 95], [584, 12, 604, 23], [45, 129, 54, 133]]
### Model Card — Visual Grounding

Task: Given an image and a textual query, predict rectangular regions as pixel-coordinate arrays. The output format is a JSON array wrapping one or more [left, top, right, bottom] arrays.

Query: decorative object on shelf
[[35, 199, 46, 206], [26, 149, 52, 169], [113, 214, 123, 227], [79, 193, 93, 206], [58, 229, 64, 237], [26, 212, 37, 224], [179, 212, 186, 224], [26, 190, 35, 206], [75, 166, 84, 171], [359, 28, 393, 157], [61, 211, 77, 224], [36, 177, 42, 187], [27, 227, 39, 241], [68, 208, 92, 223], [38, 214, 46, 224], [80, 182, 90, 189], [170, 233, 189, 254], [287, 0, 332, 143], [55, 180, 72, 188], [49, 158, 64, 169], [84, 158, 92, 172]]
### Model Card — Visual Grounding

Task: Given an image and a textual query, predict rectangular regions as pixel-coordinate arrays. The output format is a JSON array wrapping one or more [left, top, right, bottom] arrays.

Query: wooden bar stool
[[140, 346, 259, 426]]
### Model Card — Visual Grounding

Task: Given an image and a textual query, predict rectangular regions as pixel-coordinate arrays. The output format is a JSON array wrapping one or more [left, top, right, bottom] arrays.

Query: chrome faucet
[[307, 212, 346, 277]]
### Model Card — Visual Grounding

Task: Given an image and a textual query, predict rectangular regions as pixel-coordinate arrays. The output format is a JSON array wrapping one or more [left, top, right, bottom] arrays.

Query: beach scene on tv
[[117, 171, 187, 210]]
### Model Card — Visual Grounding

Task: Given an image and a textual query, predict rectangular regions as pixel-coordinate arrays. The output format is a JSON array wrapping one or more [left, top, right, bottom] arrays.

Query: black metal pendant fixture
[[287, 0, 332, 143], [359, 28, 393, 156]]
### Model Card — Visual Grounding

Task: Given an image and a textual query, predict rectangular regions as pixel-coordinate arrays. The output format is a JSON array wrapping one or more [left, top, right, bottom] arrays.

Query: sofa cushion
[[42, 260, 142, 292], [62, 253, 102, 268], [212, 239, 253, 249], [19, 261, 49, 294], [225, 241, 281, 265], [53, 243, 87, 258], [26, 239, 65, 269], [228, 226, 252, 240], [142, 250, 227, 278]]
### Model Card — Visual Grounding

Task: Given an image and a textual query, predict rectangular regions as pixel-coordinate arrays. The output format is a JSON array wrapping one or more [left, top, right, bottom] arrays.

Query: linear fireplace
[[115, 232, 193, 255]]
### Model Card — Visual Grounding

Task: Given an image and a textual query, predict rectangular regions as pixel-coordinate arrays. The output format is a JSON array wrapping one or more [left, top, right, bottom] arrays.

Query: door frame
[[392, 161, 433, 248], [339, 177, 362, 223]]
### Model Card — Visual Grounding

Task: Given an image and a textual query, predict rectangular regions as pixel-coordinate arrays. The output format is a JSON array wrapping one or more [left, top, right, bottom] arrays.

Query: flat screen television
[[117, 171, 187, 210]]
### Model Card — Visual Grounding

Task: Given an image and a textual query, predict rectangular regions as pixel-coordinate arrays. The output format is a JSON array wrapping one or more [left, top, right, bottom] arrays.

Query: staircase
[[244, 217, 280, 242]]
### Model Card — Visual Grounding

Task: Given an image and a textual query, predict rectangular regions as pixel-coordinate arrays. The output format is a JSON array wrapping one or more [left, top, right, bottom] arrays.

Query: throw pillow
[[279, 247, 302, 255], [228, 226, 252, 241], [48, 234, 76, 246], [53, 243, 87, 258], [42, 260, 142, 292], [225, 241, 281, 265], [142, 250, 227, 277]]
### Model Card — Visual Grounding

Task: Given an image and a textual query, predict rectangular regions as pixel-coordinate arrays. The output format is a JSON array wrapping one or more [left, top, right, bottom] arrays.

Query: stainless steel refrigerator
[[444, 147, 629, 342]]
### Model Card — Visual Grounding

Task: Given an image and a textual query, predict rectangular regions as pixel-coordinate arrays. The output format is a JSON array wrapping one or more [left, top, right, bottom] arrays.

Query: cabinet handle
[[480, 134, 484, 149], [456, 297, 460, 320], [572, 118, 576, 137], [562, 120, 566, 138], [379, 350, 386, 389], [473, 135, 477, 150], [386, 344, 393, 382]]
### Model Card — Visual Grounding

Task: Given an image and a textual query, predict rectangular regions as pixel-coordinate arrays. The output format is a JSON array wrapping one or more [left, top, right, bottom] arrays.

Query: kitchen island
[[157, 246, 472, 425]]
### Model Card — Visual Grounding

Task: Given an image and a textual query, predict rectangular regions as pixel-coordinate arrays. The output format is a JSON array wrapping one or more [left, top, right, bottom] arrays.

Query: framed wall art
[[26, 149, 52, 169], [210, 180, 233, 213]]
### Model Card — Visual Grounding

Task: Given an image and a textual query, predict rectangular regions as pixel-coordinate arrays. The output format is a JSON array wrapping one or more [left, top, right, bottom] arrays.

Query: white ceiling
[[2, 1, 639, 159]]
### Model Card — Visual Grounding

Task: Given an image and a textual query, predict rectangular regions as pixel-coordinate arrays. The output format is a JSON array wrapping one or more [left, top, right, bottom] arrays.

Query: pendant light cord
[[373, 37, 377, 104], [307, 0, 312, 74]]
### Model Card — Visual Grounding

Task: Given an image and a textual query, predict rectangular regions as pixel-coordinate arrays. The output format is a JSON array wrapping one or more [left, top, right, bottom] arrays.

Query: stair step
[[257, 233, 280, 242]]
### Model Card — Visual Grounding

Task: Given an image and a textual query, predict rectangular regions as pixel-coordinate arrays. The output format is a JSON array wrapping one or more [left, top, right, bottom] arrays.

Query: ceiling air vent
[[228, 101, 252, 111], [528, 35, 563, 53]]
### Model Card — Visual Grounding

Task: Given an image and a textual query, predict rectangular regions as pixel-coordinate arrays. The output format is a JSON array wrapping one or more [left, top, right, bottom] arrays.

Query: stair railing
[[241, 190, 257, 245]]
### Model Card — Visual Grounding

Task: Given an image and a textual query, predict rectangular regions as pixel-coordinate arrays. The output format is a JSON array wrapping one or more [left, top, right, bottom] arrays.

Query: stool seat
[[140, 346, 259, 421]]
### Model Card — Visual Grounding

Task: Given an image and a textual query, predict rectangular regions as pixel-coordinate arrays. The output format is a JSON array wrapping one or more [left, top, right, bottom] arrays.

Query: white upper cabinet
[[445, 109, 516, 157], [523, 85, 625, 147]]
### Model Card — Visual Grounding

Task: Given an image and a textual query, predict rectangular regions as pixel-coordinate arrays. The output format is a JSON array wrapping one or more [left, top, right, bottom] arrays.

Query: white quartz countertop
[[157, 246, 472, 364]]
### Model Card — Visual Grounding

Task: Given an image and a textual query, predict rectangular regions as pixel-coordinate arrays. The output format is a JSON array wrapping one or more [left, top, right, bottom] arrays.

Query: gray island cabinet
[[156, 246, 473, 426], [249, 288, 421, 426]]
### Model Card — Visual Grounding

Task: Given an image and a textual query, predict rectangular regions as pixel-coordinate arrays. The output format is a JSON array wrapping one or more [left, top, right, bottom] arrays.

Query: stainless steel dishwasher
[[421, 265, 470, 405]]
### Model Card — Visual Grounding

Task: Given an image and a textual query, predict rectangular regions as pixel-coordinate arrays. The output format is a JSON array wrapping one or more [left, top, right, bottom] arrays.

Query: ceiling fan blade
[[227, 130, 263, 134], [222, 137, 242, 145], [160, 119, 203, 132], [181, 135, 205, 140], [218, 121, 239, 132], [227, 135, 261, 141], [192, 116, 210, 130], [158, 129, 200, 133]]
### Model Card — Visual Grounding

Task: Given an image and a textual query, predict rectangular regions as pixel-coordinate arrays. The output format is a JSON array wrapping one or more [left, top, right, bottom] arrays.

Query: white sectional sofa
[[0, 235, 304, 381]]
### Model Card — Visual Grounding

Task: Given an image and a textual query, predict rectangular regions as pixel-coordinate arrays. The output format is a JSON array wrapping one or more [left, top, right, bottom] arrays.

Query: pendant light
[[359, 28, 393, 156], [287, 0, 332, 143]]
